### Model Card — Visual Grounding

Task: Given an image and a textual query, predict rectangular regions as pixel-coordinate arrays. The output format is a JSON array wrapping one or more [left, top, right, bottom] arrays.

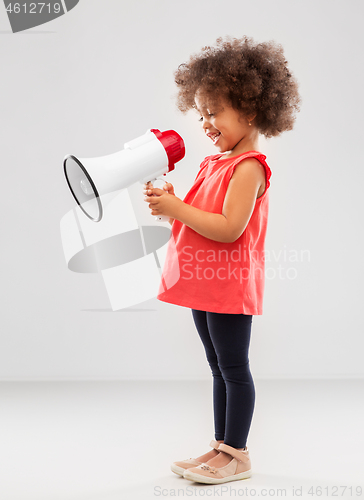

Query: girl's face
[[194, 93, 256, 155]]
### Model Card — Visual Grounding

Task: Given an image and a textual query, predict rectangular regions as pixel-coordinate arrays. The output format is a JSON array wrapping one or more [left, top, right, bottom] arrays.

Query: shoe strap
[[217, 443, 250, 463], [209, 439, 222, 450]]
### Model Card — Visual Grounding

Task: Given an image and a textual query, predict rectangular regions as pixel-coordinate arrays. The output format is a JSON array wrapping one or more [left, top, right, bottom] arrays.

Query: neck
[[221, 129, 260, 159]]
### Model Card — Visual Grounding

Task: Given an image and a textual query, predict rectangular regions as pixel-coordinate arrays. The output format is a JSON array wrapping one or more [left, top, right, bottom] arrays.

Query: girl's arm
[[172, 159, 266, 243], [145, 159, 265, 242]]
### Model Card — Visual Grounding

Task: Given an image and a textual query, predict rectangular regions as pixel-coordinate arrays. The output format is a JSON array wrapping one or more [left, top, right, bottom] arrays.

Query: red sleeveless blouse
[[156, 151, 272, 315]]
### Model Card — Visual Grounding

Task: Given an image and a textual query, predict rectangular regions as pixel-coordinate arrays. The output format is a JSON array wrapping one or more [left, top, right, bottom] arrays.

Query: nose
[[201, 116, 211, 130]]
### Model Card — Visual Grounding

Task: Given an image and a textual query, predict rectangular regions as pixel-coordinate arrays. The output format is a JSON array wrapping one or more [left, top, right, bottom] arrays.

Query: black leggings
[[191, 309, 255, 449]]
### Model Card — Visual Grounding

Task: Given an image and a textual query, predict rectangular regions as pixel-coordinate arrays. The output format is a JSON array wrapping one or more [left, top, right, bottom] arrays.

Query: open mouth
[[208, 132, 221, 144]]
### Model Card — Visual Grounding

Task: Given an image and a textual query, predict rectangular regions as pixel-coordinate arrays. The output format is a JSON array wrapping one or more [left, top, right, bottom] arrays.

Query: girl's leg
[[191, 309, 226, 441], [206, 311, 255, 449]]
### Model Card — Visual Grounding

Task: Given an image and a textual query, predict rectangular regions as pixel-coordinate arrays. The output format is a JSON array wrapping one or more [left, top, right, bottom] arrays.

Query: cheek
[[213, 121, 222, 132]]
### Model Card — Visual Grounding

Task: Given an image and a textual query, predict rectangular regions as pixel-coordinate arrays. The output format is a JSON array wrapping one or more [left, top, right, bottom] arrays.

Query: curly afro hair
[[174, 36, 301, 138]]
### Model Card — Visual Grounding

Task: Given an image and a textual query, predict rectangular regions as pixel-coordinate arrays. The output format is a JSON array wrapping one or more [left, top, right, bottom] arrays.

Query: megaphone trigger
[[149, 177, 167, 191]]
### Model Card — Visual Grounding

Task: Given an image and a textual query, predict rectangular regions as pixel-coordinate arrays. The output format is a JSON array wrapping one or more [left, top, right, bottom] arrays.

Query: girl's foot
[[183, 444, 252, 485], [171, 439, 223, 476], [205, 446, 247, 468], [195, 439, 223, 462]]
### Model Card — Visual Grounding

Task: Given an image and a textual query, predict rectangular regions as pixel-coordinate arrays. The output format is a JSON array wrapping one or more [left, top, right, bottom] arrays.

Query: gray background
[[0, 0, 363, 381]]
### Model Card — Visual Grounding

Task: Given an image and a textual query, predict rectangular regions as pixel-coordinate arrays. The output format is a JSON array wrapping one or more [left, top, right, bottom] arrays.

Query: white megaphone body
[[63, 128, 185, 222]]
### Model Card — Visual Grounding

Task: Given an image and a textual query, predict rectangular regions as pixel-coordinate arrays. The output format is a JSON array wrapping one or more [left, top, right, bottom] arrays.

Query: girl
[[143, 36, 300, 485]]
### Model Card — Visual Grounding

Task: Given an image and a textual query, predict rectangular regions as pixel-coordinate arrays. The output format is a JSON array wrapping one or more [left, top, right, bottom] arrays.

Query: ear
[[247, 113, 257, 123]]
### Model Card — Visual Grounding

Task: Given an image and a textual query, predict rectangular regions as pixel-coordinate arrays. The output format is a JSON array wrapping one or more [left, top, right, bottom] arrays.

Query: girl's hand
[[162, 182, 175, 196], [143, 186, 182, 220], [143, 182, 176, 224], [143, 181, 153, 193], [143, 181, 175, 196]]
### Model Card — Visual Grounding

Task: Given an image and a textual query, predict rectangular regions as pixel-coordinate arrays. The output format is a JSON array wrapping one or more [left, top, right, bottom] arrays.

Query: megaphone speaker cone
[[64, 154, 103, 222]]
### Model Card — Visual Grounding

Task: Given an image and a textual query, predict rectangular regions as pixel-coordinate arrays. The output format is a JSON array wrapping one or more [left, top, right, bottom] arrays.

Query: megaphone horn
[[63, 129, 185, 222]]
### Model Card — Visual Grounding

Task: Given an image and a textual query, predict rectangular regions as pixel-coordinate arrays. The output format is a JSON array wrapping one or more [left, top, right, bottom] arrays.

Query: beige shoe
[[171, 439, 222, 476], [183, 443, 252, 484]]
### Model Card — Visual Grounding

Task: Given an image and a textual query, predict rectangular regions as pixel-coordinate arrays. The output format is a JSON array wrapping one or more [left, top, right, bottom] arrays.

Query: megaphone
[[63, 128, 185, 223]]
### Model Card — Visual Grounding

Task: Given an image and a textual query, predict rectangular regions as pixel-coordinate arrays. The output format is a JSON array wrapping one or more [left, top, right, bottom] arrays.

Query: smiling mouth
[[208, 132, 221, 144]]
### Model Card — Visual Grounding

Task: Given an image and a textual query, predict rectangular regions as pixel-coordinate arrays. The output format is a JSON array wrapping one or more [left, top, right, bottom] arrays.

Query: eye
[[198, 113, 214, 122]]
